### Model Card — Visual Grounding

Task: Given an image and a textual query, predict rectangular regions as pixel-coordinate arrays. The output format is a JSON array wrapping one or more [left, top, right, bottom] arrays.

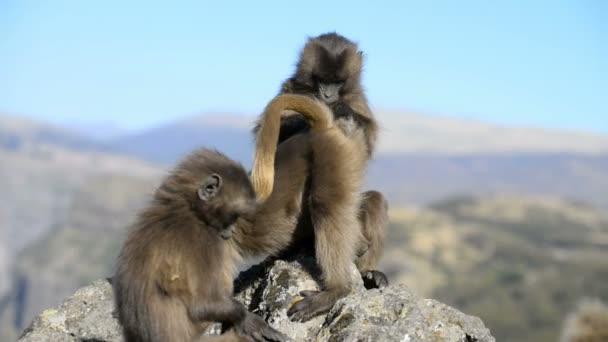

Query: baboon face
[[197, 173, 257, 240], [293, 33, 363, 105]]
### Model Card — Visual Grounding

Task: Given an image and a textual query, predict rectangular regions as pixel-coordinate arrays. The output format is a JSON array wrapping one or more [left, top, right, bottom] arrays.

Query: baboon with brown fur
[[249, 33, 389, 321], [112, 149, 288, 342]]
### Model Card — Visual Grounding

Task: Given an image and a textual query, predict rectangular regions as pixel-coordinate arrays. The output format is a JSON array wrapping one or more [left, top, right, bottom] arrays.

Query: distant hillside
[[0, 115, 161, 340], [2, 111, 608, 251], [6, 110, 608, 162], [63, 120, 126, 142], [375, 109, 608, 154], [0, 113, 162, 256], [382, 195, 608, 342], [110, 113, 255, 165], [102, 112, 608, 211], [0, 175, 155, 341], [2, 111, 608, 341], [0, 113, 110, 152], [3, 111, 608, 222], [2, 193, 606, 342], [108, 110, 608, 165], [367, 153, 608, 209]]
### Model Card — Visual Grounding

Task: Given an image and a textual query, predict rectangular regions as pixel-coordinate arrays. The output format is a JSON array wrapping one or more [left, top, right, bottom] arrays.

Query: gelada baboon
[[112, 94, 337, 340], [248, 33, 389, 321], [112, 149, 288, 342]]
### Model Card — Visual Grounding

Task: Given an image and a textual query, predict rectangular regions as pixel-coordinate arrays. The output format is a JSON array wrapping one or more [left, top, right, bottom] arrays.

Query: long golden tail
[[251, 94, 333, 201]]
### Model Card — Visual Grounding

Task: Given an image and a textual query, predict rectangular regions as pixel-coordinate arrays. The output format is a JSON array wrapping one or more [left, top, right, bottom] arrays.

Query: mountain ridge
[[107, 109, 608, 164], [5, 110, 608, 165]]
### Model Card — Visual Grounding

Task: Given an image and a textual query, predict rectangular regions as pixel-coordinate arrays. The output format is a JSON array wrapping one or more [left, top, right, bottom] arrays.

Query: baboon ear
[[198, 174, 222, 201]]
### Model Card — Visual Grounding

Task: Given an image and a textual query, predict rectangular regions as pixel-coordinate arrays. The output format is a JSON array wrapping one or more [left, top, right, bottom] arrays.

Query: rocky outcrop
[[17, 277, 121, 342], [19, 258, 495, 342]]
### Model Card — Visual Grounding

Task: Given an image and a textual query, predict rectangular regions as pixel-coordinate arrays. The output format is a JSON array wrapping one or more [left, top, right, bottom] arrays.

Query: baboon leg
[[356, 190, 388, 272], [288, 129, 363, 322], [355, 190, 389, 289]]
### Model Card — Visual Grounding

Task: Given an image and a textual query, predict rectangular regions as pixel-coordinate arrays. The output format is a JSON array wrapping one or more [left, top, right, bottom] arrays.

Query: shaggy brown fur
[[241, 109, 366, 321], [560, 298, 608, 342], [112, 149, 287, 342], [272, 32, 378, 156], [281, 32, 388, 279], [248, 33, 389, 321]]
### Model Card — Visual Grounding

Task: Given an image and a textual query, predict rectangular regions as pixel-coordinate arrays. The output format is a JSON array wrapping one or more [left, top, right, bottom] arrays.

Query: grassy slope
[[382, 195, 608, 342], [0, 175, 156, 341], [4, 192, 607, 342]]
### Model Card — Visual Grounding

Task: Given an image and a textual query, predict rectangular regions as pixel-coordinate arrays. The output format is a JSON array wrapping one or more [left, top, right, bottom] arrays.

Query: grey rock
[[18, 278, 122, 342], [18, 259, 495, 342], [318, 285, 494, 342], [234, 258, 364, 341]]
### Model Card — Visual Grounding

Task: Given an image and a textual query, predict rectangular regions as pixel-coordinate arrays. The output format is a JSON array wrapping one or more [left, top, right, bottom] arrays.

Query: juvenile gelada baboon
[[112, 149, 288, 342], [249, 32, 389, 321], [112, 94, 339, 341]]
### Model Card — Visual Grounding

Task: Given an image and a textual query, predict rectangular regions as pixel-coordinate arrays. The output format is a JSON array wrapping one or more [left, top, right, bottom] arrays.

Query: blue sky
[[0, 0, 606, 132]]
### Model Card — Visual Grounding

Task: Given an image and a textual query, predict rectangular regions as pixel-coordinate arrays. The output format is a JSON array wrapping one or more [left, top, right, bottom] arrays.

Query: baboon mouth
[[219, 224, 236, 240], [220, 230, 232, 240], [320, 96, 339, 104]]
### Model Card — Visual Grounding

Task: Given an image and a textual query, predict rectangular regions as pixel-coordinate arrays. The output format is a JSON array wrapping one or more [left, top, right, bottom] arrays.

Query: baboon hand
[[237, 312, 289, 342], [287, 290, 341, 323]]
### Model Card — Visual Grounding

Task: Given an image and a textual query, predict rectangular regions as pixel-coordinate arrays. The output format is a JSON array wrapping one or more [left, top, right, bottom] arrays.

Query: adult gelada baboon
[[250, 32, 389, 321]]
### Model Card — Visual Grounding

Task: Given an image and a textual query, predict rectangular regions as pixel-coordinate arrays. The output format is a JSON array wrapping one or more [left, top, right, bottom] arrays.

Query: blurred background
[[1, 1, 607, 341]]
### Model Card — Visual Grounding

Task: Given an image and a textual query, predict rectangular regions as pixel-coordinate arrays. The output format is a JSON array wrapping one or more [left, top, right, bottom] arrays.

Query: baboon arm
[[189, 298, 246, 325]]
